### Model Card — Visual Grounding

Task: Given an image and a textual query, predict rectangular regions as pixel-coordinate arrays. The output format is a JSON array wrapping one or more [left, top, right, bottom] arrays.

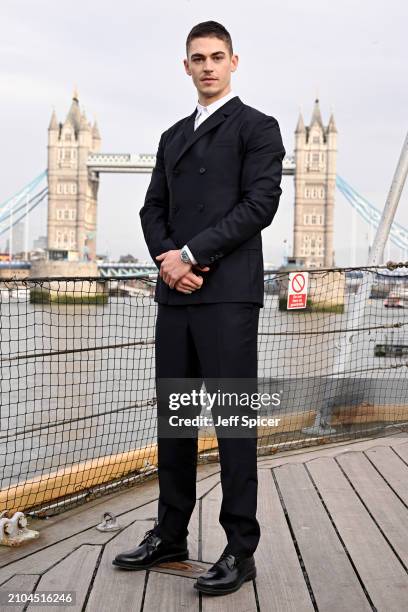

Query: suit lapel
[[174, 96, 243, 167]]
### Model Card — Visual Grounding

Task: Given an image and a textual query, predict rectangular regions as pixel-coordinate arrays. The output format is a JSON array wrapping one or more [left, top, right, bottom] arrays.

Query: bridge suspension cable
[[336, 175, 408, 251]]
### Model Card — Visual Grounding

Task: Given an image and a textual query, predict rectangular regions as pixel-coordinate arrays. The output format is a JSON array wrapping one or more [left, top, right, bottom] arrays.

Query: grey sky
[[1, 0, 407, 265]]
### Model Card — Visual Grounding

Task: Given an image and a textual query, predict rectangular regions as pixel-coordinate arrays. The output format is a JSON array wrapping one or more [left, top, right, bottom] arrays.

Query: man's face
[[184, 36, 238, 103]]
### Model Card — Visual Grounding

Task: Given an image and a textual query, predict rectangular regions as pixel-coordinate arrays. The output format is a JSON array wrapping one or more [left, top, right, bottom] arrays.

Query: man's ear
[[183, 58, 192, 76], [231, 54, 239, 73]]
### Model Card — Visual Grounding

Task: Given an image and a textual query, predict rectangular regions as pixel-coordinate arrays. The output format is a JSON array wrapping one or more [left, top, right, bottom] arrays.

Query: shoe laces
[[140, 518, 160, 546], [215, 549, 236, 568]]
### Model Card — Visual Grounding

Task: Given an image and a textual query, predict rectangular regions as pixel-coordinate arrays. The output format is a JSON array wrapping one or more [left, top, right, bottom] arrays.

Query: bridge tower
[[47, 90, 101, 261], [293, 99, 337, 268]]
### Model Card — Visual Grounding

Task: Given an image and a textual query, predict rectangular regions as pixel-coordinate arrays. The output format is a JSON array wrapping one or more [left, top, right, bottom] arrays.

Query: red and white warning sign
[[287, 272, 309, 309]]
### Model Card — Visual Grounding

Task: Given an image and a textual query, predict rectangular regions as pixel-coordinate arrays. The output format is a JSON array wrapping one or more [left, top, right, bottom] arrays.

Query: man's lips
[[201, 78, 217, 82]]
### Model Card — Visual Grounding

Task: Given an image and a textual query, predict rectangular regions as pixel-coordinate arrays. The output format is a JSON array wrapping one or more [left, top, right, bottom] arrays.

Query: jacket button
[[209, 256, 215, 262], [198, 204, 204, 211], [199, 167, 206, 174]]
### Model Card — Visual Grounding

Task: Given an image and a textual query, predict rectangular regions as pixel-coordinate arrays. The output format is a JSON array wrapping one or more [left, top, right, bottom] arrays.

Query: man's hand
[[156, 250, 191, 288], [174, 271, 203, 293], [156, 250, 210, 290]]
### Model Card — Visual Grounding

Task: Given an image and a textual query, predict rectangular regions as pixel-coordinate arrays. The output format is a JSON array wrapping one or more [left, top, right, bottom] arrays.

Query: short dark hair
[[186, 21, 233, 57]]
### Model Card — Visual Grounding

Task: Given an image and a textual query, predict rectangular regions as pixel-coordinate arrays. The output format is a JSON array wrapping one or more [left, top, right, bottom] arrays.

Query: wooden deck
[[1, 430, 408, 611]]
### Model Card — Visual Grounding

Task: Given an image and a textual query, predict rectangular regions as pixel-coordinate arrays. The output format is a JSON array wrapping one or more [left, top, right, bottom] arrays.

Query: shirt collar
[[196, 90, 236, 117]]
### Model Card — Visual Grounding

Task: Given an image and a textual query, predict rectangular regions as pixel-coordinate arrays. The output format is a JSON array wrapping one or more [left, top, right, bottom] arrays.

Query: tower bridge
[[2, 91, 407, 271], [45, 91, 336, 268]]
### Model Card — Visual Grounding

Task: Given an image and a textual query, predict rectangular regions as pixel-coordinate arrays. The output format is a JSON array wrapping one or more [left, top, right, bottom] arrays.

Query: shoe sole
[[112, 550, 189, 570], [194, 567, 257, 595]]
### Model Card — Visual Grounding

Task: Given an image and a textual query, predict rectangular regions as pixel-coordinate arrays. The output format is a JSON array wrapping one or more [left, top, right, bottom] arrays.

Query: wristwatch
[[180, 247, 192, 265]]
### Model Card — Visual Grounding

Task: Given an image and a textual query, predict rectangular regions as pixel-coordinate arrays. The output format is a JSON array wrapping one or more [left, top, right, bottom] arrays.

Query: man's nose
[[203, 60, 214, 71]]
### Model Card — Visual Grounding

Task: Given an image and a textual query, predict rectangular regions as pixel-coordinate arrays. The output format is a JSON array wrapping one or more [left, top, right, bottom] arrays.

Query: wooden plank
[[85, 520, 151, 612], [26, 544, 101, 612], [365, 445, 408, 505], [190, 471, 221, 560], [255, 469, 314, 612], [200, 483, 226, 563], [254, 470, 313, 612], [337, 450, 408, 565], [274, 462, 371, 612], [143, 572, 199, 610], [391, 440, 408, 466], [307, 456, 408, 611], [257, 432, 408, 468], [0, 529, 109, 587], [201, 580, 257, 612], [0, 472, 222, 586], [0, 462, 220, 568], [0, 477, 160, 568], [0, 574, 39, 612]]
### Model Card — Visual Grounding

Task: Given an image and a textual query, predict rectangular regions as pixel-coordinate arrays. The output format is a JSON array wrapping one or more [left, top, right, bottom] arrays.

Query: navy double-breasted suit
[[139, 95, 285, 557], [140, 95, 285, 306]]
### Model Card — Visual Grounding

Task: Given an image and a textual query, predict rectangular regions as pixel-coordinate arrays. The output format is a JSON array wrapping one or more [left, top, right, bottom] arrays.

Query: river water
[[0, 289, 407, 487]]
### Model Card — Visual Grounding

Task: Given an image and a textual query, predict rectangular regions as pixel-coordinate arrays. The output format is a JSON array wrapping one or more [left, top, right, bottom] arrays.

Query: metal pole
[[369, 131, 408, 265], [9, 198, 13, 261], [25, 191, 29, 261]]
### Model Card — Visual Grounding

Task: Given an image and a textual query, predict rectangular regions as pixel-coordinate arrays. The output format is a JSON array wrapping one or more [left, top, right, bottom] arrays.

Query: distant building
[[293, 100, 337, 268], [47, 89, 101, 262], [119, 254, 139, 263], [33, 235, 47, 250], [5, 221, 25, 256]]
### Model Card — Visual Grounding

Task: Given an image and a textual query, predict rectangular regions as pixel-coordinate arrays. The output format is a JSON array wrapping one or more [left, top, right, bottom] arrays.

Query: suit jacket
[[139, 95, 285, 307]]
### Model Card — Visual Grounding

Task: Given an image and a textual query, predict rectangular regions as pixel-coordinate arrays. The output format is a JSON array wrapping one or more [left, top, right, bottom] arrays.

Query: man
[[113, 20, 285, 596]]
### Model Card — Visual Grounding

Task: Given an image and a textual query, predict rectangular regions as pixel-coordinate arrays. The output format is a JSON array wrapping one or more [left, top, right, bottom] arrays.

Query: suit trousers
[[154, 301, 261, 557]]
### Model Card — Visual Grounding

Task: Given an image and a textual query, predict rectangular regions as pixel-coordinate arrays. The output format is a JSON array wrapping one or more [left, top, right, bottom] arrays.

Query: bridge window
[[319, 187, 325, 198], [70, 209, 76, 220], [311, 215, 316, 224], [305, 188, 310, 198], [64, 210, 70, 219]]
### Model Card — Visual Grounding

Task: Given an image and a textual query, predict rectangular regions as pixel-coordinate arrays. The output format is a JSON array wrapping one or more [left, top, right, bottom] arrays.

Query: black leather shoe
[[194, 549, 256, 595], [112, 525, 189, 570]]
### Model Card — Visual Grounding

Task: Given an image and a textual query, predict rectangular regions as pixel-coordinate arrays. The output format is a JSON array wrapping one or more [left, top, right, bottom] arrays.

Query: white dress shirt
[[194, 90, 236, 131], [183, 90, 236, 265]]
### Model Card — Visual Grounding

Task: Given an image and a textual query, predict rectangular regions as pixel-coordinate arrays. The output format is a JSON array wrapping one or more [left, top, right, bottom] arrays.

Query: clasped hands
[[156, 249, 210, 294]]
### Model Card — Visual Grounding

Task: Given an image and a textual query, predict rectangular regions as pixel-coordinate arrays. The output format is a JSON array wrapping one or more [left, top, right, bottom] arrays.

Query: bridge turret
[[92, 120, 101, 152], [295, 112, 306, 135], [48, 109, 59, 148], [309, 98, 324, 131], [46, 91, 100, 263], [293, 99, 337, 268]]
